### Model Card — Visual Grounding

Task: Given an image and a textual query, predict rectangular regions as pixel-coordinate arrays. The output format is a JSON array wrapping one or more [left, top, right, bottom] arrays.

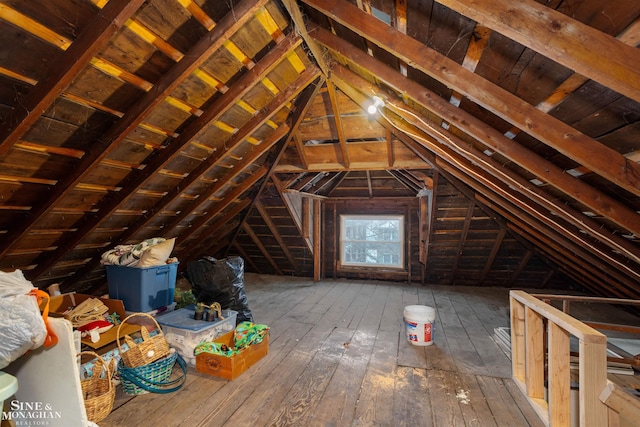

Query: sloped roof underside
[[0, 0, 638, 298]]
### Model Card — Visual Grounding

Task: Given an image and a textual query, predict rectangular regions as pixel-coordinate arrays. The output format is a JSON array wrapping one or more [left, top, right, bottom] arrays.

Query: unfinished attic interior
[[1, 0, 639, 425]]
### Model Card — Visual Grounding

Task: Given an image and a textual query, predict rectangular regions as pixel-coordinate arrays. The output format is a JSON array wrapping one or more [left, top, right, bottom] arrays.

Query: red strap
[[29, 289, 58, 347]]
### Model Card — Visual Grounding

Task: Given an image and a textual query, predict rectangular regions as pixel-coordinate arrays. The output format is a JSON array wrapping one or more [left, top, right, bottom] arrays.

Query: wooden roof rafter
[[387, 169, 425, 193], [311, 171, 346, 195], [0, 0, 145, 158], [159, 124, 290, 238], [165, 66, 321, 247], [436, 156, 640, 298], [474, 190, 632, 298], [227, 75, 327, 258], [0, 0, 275, 262], [326, 81, 350, 168], [179, 169, 267, 255], [179, 199, 251, 268], [241, 221, 283, 275], [21, 0, 278, 280], [312, 26, 640, 240], [435, 0, 640, 103], [500, 16, 640, 149], [302, 0, 640, 196], [444, 23, 491, 113], [116, 33, 305, 239], [255, 200, 297, 269], [329, 68, 640, 296], [433, 152, 631, 298]]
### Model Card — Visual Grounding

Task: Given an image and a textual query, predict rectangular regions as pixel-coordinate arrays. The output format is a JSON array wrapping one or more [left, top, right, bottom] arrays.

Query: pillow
[[137, 238, 175, 268]]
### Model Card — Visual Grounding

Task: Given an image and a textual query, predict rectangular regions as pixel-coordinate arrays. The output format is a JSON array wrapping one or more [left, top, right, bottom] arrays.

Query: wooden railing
[[510, 290, 609, 426], [600, 380, 640, 426]]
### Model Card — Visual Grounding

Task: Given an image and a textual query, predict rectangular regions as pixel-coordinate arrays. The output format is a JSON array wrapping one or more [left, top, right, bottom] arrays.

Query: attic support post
[[419, 194, 428, 284], [313, 198, 322, 281]]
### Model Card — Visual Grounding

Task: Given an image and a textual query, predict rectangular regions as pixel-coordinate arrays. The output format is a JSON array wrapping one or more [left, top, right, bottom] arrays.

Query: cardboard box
[[49, 293, 141, 350], [195, 331, 269, 380]]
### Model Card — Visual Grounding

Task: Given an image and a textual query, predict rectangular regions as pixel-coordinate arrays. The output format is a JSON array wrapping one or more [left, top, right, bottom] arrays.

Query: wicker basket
[[118, 351, 186, 395], [78, 351, 115, 423], [117, 312, 170, 368]]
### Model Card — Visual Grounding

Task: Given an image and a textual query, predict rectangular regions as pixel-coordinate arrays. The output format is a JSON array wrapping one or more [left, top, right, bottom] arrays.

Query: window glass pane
[[340, 215, 404, 268]]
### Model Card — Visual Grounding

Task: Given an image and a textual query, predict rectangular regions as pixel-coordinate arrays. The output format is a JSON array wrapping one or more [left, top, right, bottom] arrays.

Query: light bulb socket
[[367, 96, 385, 114]]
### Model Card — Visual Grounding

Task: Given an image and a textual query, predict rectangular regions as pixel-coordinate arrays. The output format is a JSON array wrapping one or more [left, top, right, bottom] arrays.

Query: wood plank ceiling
[[0, 0, 638, 299]]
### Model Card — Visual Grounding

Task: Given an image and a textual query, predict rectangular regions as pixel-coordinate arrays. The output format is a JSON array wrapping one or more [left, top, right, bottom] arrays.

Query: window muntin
[[340, 215, 404, 268]]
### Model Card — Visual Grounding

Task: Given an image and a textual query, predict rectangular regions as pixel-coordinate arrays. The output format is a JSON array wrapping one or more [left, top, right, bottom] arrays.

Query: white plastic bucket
[[404, 305, 435, 346]]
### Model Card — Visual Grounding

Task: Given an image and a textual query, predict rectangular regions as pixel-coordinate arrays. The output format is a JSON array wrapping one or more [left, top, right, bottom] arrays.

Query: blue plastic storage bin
[[106, 263, 178, 312]]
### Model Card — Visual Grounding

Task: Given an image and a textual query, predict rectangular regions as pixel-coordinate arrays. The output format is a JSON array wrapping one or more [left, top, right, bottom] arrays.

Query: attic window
[[340, 215, 404, 268]]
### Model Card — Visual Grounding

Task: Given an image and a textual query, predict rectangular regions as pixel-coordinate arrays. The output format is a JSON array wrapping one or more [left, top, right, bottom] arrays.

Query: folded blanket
[[101, 237, 166, 266]]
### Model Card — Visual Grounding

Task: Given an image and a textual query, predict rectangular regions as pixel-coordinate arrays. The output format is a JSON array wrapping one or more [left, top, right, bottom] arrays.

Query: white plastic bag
[[0, 270, 47, 369]]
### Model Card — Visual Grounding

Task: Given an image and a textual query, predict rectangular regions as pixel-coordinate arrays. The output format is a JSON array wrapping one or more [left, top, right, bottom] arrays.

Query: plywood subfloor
[[100, 275, 554, 426]]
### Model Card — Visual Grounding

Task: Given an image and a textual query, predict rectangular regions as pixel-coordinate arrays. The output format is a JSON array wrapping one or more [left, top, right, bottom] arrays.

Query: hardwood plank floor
[[100, 275, 557, 426]]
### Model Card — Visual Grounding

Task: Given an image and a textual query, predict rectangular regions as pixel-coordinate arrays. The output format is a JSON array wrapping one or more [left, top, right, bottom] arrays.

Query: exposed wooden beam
[[326, 81, 350, 167], [302, 196, 311, 239], [441, 160, 639, 298], [508, 250, 533, 287], [291, 172, 321, 191], [273, 78, 327, 162], [491, 200, 630, 298], [232, 242, 260, 273], [481, 228, 505, 285], [178, 166, 269, 249], [227, 76, 327, 258], [0, 0, 284, 261], [439, 163, 629, 298], [501, 17, 640, 145], [158, 122, 291, 238], [435, 0, 640, 103], [313, 198, 322, 281], [303, 0, 640, 196], [182, 200, 251, 264], [281, 0, 331, 76], [294, 132, 310, 169], [451, 201, 475, 283], [242, 222, 283, 275], [394, 0, 408, 76], [148, 123, 290, 241], [386, 128, 394, 167], [255, 201, 297, 269], [60, 113, 291, 290], [365, 171, 373, 197], [445, 24, 491, 111], [359, 88, 640, 293], [32, 59, 318, 282], [0, 0, 145, 157], [322, 47, 640, 265], [313, 26, 640, 238]]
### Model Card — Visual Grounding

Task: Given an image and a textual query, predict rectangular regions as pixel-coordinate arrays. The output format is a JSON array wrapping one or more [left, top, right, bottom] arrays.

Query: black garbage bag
[[186, 256, 253, 324]]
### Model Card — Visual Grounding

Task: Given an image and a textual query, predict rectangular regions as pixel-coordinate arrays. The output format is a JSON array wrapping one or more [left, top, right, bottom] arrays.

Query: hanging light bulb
[[367, 96, 385, 114]]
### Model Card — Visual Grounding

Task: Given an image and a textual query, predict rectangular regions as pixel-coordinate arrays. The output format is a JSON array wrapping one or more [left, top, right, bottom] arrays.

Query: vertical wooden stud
[[313, 198, 321, 281], [580, 340, 608, 427], [510, 294, 526, 383], [548, 321, 571, 426], [525, 307, 545, 399]]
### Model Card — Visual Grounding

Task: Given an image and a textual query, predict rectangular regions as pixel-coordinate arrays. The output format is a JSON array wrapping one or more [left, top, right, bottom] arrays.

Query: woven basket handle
[[78, 351, 114, 392], [116, 312, 163, 354], [118, 353, 188, 394]]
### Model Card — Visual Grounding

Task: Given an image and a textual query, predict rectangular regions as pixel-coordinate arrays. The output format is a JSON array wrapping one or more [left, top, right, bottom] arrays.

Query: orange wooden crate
[[195, 330, 269, 380]]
